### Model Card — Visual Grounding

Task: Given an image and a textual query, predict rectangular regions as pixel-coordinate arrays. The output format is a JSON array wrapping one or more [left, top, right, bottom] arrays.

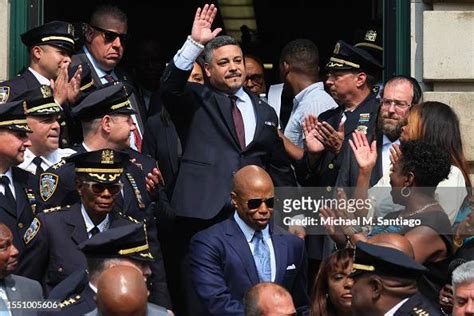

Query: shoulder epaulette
[[412, 307, 430, 316], [43, 205, 71, 214], [59, 295, 81, 308]]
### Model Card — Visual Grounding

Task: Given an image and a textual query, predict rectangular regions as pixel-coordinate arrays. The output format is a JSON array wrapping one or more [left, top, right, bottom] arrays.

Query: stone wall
[[0, 0, 10, 81]]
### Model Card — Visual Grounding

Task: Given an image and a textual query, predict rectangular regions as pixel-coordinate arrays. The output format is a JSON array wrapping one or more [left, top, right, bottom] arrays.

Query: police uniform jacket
[[295, 93, 379, 192], [0, 69, 41, 101], [16, 204, 139, 294], [0, 167, 40, 254], [393, 292, 442, 316]]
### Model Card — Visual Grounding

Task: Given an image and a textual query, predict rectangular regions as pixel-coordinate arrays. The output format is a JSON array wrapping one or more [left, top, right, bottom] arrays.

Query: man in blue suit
[[189, 165, 308, 316]]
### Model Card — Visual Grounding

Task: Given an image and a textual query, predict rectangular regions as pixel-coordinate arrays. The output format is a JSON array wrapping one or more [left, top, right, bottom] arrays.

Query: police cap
[[21, 21, 75, 54], [12, 85, 62, 116], [326, 40, 382, 75], [0, 100, 31, 133]]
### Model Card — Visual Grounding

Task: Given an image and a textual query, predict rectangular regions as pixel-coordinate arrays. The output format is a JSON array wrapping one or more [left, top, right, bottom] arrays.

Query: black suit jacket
[[160, 60, 296, 220], [142, 112, 180, 199], [70, 52, 149, 131], [0, 167, 40, 254], [0, 69, 41, 101]]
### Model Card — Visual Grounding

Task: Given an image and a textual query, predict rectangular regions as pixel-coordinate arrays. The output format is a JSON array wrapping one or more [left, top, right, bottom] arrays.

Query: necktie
[[252, 231, 271, 282], [32, 156, 44, 176], [103, 74, 115, 83], [132, 128, 142, 152], [89, 226, 100, 237], [230, 95, 246, 150], [0, 176, 16, 210]]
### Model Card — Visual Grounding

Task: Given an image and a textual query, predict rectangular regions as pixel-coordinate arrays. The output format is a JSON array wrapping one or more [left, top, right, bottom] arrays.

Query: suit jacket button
[[58, 267, 63, 272], [17, 223, 23, 229], [328, 163, 334, 170], [326, 186, 332, 192]]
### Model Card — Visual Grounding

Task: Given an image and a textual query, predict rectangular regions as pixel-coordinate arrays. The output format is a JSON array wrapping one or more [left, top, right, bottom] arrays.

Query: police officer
[[12, 85, 75, 175], [0, 21, 80, 105], [351, 241, 442, 316], [53, 224, 170, 315], [295, 40, 382, 190], [38, 83, 171, 223], [17, 149, 169, 308], [0, 100, 40, 253]]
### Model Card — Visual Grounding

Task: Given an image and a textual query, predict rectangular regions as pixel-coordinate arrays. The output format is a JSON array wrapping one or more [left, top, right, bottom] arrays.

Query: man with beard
[[336, 75, 422, 189]]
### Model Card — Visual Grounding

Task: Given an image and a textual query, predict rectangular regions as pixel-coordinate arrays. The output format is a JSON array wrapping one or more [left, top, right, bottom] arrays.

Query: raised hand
[[51, 63, 69, 105], [145, 167, 166, 201], [191, 4, 222, 45], [67, 65, 82, 104], [316, 121, 344, 154], [303, 115, 324, 154], [349, 131, 377, 173], [389, 143, 402, 165]]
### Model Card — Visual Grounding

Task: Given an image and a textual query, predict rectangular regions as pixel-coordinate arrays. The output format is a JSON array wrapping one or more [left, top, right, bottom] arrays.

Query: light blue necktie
[[252, 230, 271, 282]]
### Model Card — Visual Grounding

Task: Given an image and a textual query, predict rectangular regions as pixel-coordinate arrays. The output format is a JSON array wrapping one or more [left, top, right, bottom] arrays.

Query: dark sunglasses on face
[[247, 197, 275, 209], [82, 181, 123, 195], [90, 25, 128, 44], [245, 74, 264, 85]]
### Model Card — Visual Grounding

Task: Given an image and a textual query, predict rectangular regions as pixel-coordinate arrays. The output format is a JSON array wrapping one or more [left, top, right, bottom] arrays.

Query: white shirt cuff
[[173, 36, 204, 71]]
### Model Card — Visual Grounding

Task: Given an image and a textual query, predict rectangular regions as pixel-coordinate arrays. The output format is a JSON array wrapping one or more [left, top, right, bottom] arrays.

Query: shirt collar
[[384, 298, 409, 316], [83, 46, 116, 80], [382, 134, 400, 147], [80, 204, 110, 234], [89, 282, 98, 294], [233, 211, 270, 242], [0, 168, 13, 185], [82, 142, 92, 152], [293, 82, 324, 107], [28, 67, 51, 85], [232, 87, 246, 103]]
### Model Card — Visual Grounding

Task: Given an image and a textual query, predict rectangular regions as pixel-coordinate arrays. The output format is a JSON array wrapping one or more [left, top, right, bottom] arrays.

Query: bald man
[[188, 165, 308, 316], [244, 283, 296, 316], [85, 266, 169, 316], [368, 233, 415, 259]]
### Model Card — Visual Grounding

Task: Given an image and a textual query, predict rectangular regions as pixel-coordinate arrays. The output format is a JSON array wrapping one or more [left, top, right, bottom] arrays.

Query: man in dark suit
[[69, 4, 147, 151], [0, 21, 81, 106], [17, 149, 169, 308], [0, 101, 40, 254], [351, 241, 441, 316], [0, 223, 43, 316], [160, 4, 295, 225], [336, 75, 422, 188], [189, 165, 308, 315], [54, 224, 170, 316]]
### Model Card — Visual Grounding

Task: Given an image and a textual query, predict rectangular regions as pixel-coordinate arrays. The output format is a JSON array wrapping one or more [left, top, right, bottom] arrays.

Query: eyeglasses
[[380, 98, 411, 109], [246, 197, 275, 209], [245, 74, 264, 85], [90, 25, 128, 44], [82, 181, 123, 195]]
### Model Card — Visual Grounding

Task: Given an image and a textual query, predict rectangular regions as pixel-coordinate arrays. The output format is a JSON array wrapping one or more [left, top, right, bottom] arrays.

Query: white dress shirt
[[0, 169, 16, 199], [28, 67, 51, 86], [81, 204, 110, 239], [19, 148, 76, 175]]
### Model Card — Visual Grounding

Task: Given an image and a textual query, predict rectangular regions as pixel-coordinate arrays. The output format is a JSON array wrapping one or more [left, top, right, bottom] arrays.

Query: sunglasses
[[245, 74, 264, 85], [90, 25, 128, 44], [246, 197, 275, 209], [82, 181, 123, 195]]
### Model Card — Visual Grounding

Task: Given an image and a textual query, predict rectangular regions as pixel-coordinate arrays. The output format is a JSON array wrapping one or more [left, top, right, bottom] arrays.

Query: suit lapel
[[225, 220, 260, 284], [4, 275, 20, 301], [65, 204, 88, 245], [213, 93, 241, 150], [271, 231, 288, 284]]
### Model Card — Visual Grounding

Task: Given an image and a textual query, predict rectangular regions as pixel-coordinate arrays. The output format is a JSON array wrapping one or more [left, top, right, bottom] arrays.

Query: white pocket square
[[264, 121, 276, 127], [286, 264, 296, 270]]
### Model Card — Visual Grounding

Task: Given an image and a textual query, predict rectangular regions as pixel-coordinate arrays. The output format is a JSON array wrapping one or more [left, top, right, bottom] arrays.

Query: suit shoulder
[[319, 106, 342, 120], [10, 274, 42, 288], [192, 220, 228, 242]]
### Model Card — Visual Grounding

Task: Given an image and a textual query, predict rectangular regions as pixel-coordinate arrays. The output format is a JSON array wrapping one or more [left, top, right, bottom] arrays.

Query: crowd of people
[[0, 2, 472, 316]]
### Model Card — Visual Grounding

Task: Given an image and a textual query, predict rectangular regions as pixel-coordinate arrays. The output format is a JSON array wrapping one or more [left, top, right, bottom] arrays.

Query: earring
[[401, 186, 411, 198]]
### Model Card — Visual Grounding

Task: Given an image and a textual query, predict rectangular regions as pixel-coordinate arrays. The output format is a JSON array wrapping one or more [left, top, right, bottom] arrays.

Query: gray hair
[[203, 35, 240, 64], [452, 261, 474, 292]]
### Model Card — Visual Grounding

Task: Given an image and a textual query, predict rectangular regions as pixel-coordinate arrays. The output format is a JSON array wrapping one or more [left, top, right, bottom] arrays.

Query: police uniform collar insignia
[[364, 30, 377, 42], [101, 149, 114, 164], [0, 87, 9, 103], [40, 85, 53, 98], [24, 218, 40, 244], [67, 23, 74, 36], [40, 173, 59, 201]]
